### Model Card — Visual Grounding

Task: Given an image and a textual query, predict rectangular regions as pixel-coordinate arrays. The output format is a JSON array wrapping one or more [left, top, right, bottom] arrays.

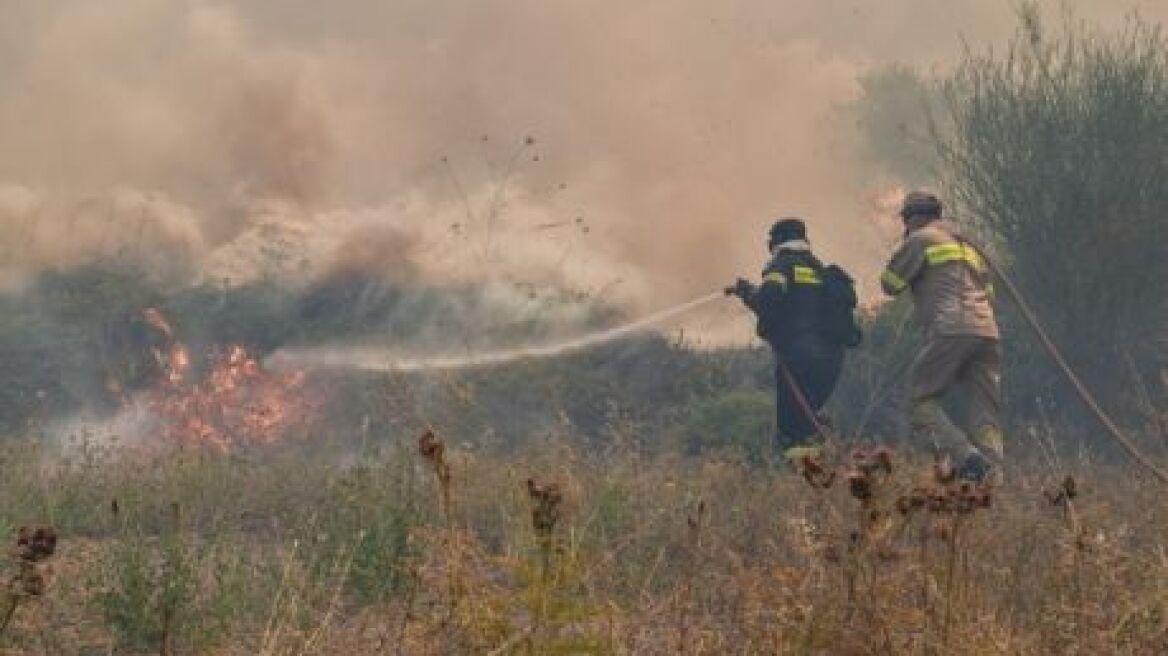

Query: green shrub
[[938, 6, 1168, 417], [685, 389, 774, 461], [314, 447, 423, 604]]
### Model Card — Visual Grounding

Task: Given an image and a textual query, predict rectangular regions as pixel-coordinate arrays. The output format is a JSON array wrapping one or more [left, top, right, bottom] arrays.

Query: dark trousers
[[773, 348, 844, 449]]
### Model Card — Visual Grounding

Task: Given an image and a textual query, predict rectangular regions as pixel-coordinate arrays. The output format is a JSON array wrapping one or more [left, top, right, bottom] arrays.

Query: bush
[[685, 389, 774, 461], [853, 65, 938, 186], [937, 7, 1168, 415]]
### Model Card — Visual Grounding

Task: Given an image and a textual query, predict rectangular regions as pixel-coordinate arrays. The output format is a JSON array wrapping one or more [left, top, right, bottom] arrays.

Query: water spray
[[268, 291, 727, 374]]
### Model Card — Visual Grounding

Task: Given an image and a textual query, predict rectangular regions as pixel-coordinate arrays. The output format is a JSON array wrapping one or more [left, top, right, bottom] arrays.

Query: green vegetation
[[937, 8, 1168, 415], [854, 6, 1168, 443]]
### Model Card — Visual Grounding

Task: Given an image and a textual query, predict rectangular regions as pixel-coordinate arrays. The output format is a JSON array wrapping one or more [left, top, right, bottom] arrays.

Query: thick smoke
[[1, 0, 1164, 327]]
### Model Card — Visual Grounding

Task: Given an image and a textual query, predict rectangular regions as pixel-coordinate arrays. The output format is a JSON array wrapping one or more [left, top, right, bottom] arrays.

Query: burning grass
[[142, 308, 318, 452], [0, 429, 1164, 654]]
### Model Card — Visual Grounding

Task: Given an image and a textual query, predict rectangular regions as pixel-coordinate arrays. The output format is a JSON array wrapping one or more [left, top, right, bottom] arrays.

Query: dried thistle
[[897, 459, 990, 525], [846, 470, 873, 501], [843, 446, 895, 502], [799, 454, 836, 489], [926, 489, 949, 514], [2, 525, 58, 639], [15, 526, 57, 564], [851, 446, 894, 476], [417, 428, 453, 520], [418, 429, 444, 462], [1045, 475, 1078, 507], [1044, 474, 1082, 542], [686, 500, 706, 534], [967, 486, 993, 510], [526, 478, 563, 539], [896, 488, 930, 515]]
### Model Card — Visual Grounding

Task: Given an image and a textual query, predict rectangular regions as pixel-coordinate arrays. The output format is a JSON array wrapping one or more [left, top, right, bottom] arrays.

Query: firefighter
[[880, 191, 1004, 483], [728, 218, 859, 460]]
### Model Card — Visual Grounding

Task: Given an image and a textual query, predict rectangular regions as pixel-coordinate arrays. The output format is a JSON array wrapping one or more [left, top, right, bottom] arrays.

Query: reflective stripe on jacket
[[880, 220, 998, 339], [748, 249, 835, 355]]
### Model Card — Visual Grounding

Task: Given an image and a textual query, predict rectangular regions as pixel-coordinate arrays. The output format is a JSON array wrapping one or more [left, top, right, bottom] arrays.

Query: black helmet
[[768, 217, 807, 248], [899, 191, 942, 220]]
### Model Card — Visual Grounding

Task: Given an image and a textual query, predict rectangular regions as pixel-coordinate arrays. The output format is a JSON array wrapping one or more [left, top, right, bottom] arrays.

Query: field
[[1, 420, 1165, 655], [4, 4, 1168, 655]]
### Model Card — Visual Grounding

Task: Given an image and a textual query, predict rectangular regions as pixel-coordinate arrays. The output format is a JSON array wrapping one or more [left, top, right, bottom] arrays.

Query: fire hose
[[281, 247, 1168, 484], [976, 246, 1168, 485], [733, 248, 1168, 485]]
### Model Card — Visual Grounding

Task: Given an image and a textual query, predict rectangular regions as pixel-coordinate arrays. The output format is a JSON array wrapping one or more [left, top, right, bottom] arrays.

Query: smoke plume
[[1, 0, 1163, 334]]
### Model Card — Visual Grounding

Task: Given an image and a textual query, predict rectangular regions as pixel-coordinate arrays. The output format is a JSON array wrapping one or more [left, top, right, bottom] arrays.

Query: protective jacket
[[746, 241, 838, 357], [880, 220, 998, 339]]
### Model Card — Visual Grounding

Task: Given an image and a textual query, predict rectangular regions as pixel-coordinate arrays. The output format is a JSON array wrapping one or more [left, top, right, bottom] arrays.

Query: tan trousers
[[908, 335, 1004, 462]]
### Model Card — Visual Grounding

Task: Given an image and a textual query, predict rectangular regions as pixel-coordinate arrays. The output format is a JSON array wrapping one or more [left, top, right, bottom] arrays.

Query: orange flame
[[142, 309, 315, 451]]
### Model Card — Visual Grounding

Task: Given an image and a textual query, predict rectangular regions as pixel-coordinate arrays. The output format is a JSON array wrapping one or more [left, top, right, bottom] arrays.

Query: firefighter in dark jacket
[[728, 218, 858, 460]]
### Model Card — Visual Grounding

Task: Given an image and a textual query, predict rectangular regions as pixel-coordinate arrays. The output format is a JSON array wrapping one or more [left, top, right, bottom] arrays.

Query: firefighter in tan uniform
[[881, 192, 1004, 483]]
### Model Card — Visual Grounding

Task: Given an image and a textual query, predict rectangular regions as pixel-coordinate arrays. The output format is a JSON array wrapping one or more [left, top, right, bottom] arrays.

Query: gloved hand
[[724, 277, 754, 299]]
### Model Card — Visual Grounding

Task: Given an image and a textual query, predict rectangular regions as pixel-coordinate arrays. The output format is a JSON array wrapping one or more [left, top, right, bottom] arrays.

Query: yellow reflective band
[[784, 445, 822, 463], [881, 269, 907, 292], [792, 266, 822, 285], [925, 243, 963, 264], [763, 271, 788, 288], [973, 425, 1005, 459], [963, 245, 986, 271], [925, 242, 985, 271]]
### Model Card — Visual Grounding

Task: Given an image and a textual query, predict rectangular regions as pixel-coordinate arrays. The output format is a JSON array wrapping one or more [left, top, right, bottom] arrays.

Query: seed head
[[896, 487, 930, 515], [850, 446, 894, 475], [418, 429, 444, 462], [799, 454, 836, 489], [1044, 474, 1078, 507], [15, 525, 57, 563], [527, 477, 563, 537], [846, 470, 873, 500]]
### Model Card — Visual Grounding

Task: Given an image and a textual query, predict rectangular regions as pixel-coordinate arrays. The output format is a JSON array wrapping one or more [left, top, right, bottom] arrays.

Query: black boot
[[956, 451, 993, 484]]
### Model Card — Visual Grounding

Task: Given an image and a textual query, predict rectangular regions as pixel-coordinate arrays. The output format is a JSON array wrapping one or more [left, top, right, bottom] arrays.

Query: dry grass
[[0, 430, 1165, 655]]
